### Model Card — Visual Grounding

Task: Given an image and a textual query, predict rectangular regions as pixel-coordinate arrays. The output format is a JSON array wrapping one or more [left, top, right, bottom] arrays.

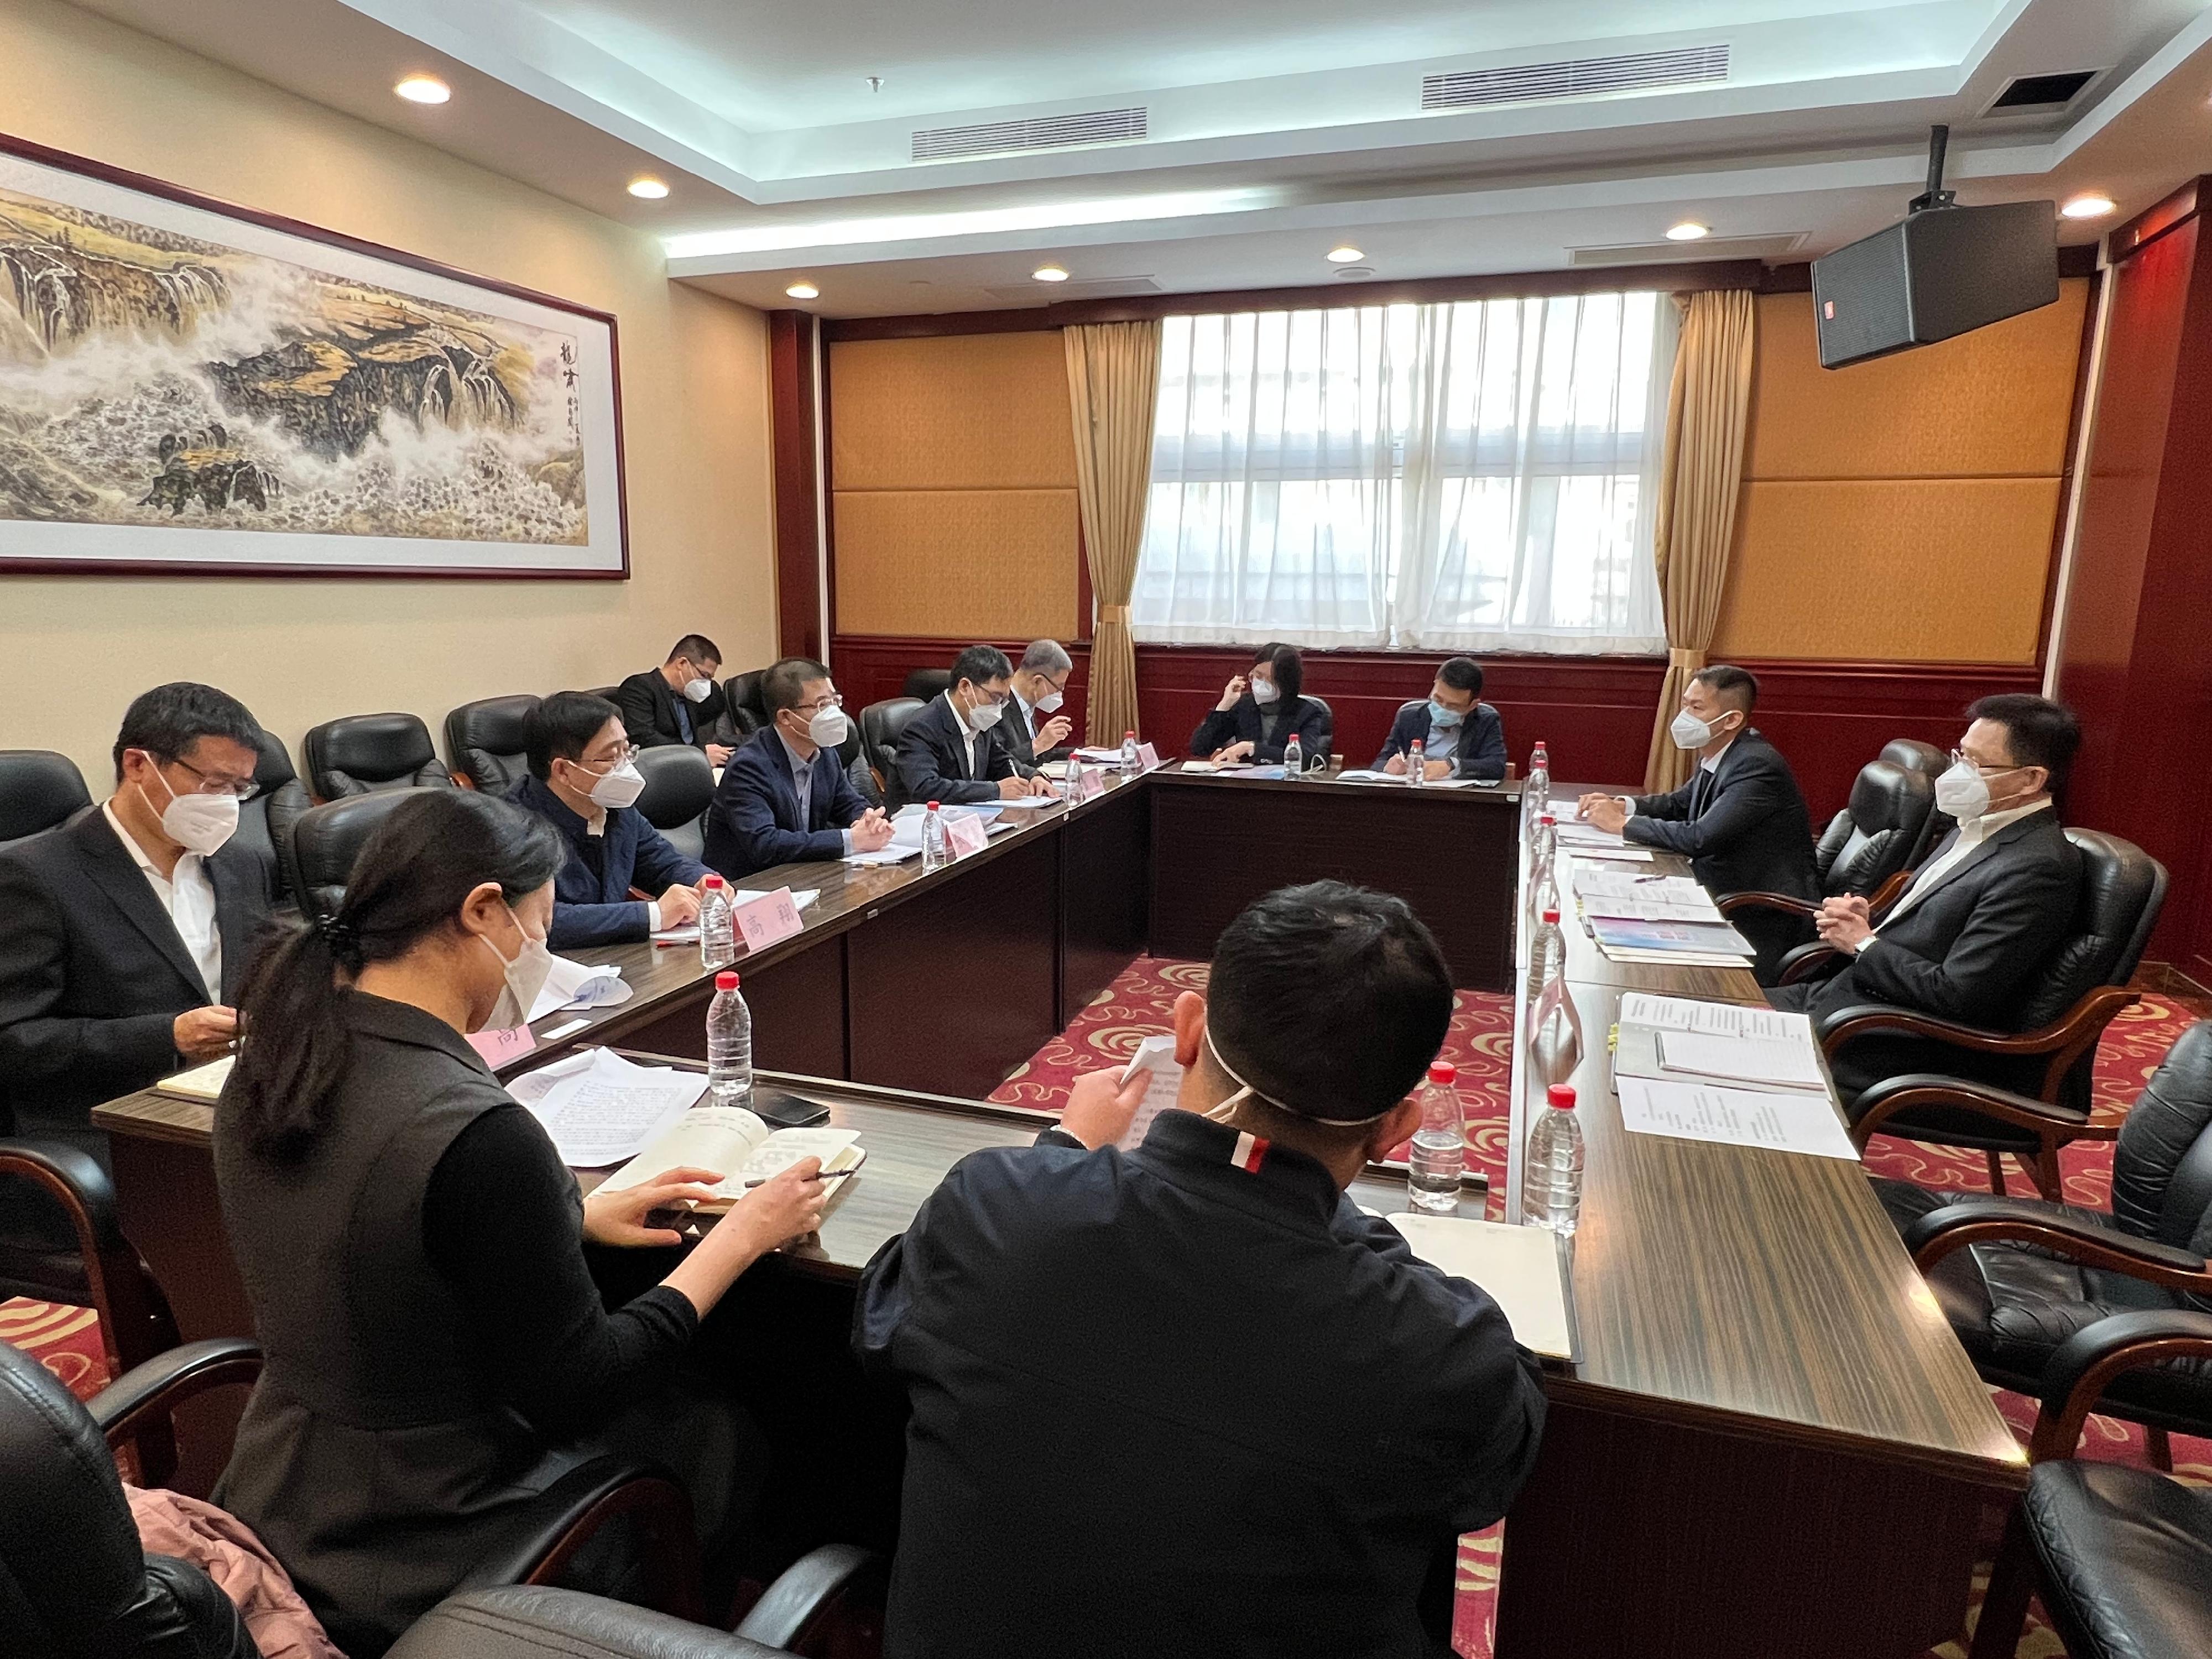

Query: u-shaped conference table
[[90, 764, 2021, 1659]]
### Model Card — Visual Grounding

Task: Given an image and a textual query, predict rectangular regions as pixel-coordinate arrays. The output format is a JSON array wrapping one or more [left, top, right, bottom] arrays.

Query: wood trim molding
[[768, 310, 825, 660]]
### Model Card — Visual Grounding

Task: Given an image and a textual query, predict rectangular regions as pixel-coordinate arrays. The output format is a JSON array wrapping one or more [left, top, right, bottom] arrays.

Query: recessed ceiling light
[[1327, 245, 1364, 263], [394, 75, 450, 105], [1666, 221, 1710, 242], [627, 177, 670, 200], [2061, 194, 2116, 220], [1032, 264, 1070, 283], [785, 281, 820, 300]]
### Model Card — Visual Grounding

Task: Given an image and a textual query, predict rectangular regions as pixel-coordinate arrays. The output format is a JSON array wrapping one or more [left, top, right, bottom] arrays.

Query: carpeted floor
[[7, 969, 2204, 1657]]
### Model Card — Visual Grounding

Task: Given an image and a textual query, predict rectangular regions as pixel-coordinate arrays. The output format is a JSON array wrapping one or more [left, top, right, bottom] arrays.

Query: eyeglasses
[[150, 753, 259, 800], [796, 694, 846, 714], [1947, 748, 2023, 777], [577, 742, 640, 771]]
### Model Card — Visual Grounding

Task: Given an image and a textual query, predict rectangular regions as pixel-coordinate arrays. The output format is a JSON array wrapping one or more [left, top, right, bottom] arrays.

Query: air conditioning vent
[[913, 107, 1147, 162], [1422, 45, 1728, 111], [1569, 233, 1806, 267], [1983, 69, 2102, 117], [982, 276, 1161, 303]]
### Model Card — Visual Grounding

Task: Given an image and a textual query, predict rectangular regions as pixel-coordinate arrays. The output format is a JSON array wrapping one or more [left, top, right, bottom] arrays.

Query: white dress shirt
[[102, 800, 220, 1000], [1875, 797, 2053, 931], [1623, 737, 1734, 818]]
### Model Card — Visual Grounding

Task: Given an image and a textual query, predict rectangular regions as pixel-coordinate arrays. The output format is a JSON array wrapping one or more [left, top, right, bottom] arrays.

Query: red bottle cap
[[1547, 1084, 1576, 1109], [1428, 1062, 1456, 1084], [926, 800, 941, 810], [702, 873, 723, 889], [1125, 731, 1136, 738], [715, 971, 739, 991], [1541, 813, 1556, 825], [1542, 907, 1559, 924]]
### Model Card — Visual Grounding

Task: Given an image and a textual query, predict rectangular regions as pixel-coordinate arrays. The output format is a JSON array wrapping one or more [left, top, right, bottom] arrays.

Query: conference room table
[[84, 768, 2025, 1659]]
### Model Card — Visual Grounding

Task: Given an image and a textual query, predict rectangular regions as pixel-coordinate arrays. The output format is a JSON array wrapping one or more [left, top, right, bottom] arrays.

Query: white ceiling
[[61, 0, 2212, 316]]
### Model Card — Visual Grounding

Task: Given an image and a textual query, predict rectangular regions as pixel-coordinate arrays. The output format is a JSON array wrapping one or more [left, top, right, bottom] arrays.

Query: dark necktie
[[674, 697, 693, 745]]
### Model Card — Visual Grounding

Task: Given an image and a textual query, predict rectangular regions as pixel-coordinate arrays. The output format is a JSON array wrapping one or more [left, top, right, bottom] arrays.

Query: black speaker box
[[1812, 200, 2059, 368]]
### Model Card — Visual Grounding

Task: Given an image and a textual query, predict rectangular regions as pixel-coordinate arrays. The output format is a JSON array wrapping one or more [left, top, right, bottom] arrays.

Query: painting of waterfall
[[0, 138, 625, 576]]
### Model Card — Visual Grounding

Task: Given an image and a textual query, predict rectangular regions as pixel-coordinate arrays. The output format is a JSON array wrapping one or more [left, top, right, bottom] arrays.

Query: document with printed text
[[1616, 1076, 1859, 1160]]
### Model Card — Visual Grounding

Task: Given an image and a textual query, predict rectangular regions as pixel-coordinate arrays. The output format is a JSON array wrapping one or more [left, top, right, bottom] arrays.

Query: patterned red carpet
[[7, 974, 2202, 1656]]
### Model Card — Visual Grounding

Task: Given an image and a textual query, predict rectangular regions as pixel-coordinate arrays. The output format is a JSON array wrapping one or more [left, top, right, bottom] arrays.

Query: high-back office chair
[[901, 668, 951, 703], [0, 749, 92, 847], [446, 695, 541, 794], [634, 745, 715, 863], [1718, 760, 1933, 931], [722, 671, 770, 737], [1880, 1019, 2212, 1478], [1818, 830, 2167, 1195], [288, 787, 440, 921], [303, 713, 457, 800], [0, 1139, 180, 1378], [862, 698, 925, 809], [1881, 738, 1952, 866], [1966, 1311, 2212, 1659], [584, 685, 623, 704], [242, 726, 306, 907]]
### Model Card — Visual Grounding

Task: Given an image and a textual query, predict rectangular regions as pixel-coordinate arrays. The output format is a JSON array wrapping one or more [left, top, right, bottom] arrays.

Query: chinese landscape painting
[[0, 138, 626, 576]]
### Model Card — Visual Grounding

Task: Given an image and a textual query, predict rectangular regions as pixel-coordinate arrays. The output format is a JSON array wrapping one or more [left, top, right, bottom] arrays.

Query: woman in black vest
[[211, 790, 827, 1656], [1188, 642, 1331, 768]]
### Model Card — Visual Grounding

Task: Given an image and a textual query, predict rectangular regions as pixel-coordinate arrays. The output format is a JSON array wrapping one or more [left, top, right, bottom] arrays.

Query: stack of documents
[[652, 888, 818, 946], [1335, 769, 1485, 789], [1554, 823, 1653, 862], [1585, 915, 1754, 967], [1610, 994, 1856, 1160], [529, 956, 633, 1022], [1383, 1213, 1575, 1365], [1571, 868, 1724, 924], [511, 1047, 708, 1167]]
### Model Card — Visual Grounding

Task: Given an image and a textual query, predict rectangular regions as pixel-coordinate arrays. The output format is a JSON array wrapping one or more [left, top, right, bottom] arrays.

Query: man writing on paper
[[617, 634, 735, 765], [1373, 656, 1507, 782], [857, 882, 1545, 1659], [1768, 696, 2083, 1101], [1576, 664, 1818, 980], [509, 692, 712, 950], [706, 658, 894, 880], [999, 639, 1077, 774], [0, 682, 278, 1161], [890, 644, 1055, 811]]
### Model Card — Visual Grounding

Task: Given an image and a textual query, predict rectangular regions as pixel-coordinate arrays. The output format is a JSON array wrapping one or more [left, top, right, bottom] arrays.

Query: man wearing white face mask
[[706, 658, 895, 878], [0, 681, 278, 1162], [1577, 663, 1819, 980], [508, 692, 713, 950], [616, 633, 735, 766], [891, 644, 1055, 811], [1000, 639, 1077, 774]]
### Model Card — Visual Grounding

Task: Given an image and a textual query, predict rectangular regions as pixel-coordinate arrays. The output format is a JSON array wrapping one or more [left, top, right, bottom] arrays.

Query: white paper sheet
[[517, 1048, 707, 1167], [1616, 1076, 1859, 1160], [1565, 843, 1655, 863], [1656, 1030, 1826, 1092], [1383, 1214, 1574, 1361], [1618, 995, 1813, 1043], [1116, 1033, 1184, 1151], [528, 955, 633, 1022]]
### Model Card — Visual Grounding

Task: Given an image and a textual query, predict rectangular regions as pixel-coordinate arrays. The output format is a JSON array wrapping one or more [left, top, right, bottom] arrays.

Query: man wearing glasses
[[706, 658, 895, 879], [892, 644, 1057, 812], [509, 691, 715, 950], [1000, 639, 1078, 775], [0, 681, 279, 1162]]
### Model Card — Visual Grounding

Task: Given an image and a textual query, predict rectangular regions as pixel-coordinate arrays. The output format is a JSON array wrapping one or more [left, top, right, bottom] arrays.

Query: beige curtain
[[1064, 321, 1161, 745], [1644, 289, 1757, 792]]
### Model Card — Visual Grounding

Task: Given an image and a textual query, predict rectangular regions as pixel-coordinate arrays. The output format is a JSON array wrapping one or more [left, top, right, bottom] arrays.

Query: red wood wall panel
[[768, 310, 824, 661]]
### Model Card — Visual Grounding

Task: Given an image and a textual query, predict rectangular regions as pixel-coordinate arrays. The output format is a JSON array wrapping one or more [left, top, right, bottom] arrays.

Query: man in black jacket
[[1372, 656, 1507, 782], [615, 634, 733, 765], [1578, 664, 1818, 978], [0, 683, 279, 1160], [890, 644, 1055, 812], [856, 882, 1546, 1659], [1770, 695, 2085, 1104], [999, 638, 1076, 775]]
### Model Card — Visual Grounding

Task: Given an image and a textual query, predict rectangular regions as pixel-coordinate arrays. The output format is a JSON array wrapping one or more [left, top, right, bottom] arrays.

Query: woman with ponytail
[[210, 790, 826, 1657]]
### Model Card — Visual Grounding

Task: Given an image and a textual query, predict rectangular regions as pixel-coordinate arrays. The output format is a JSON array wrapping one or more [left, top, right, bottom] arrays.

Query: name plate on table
[[467, 1024, 537, 1066], [944, 812, 990, 859], [732, 886, 806, 952], [1137, 741, 1161, 770]]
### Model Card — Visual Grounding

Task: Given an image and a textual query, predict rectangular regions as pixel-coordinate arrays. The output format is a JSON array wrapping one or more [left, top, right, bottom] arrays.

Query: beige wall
[[0, 0, 775, 787]]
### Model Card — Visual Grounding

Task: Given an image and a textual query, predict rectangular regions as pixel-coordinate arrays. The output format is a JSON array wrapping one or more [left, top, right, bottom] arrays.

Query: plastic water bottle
[[706, 970, 753, 1109], [1522, 1084, 1584, 1235], [1523, 740, 1551, 830], [698, 873, 735, 969], [1284, 732, 1303, 777], [1525, 906, 1565, 1006], [1120, 730, 1142, 778], [1406, 738, 1427, 787], [1407, 1061, 1465, 1213], [920, 801, 947, 872], [1533, 839, 1562, 924]]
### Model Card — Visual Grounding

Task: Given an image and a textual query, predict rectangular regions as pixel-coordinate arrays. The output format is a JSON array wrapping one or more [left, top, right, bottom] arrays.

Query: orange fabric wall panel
[[833, 489, 1081, 638], [830, 334, 1079, 491], [1714, 477, 2060, 663]]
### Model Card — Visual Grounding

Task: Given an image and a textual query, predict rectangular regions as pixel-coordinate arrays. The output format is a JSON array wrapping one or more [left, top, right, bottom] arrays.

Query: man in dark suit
[[1577, 664, 1819, 979], [1372, 656, 1507, 782], [891, 644, 1056, 812], [1770, 695, 2085, 1099], [615, 634, 734, 765], [1000, 639, 1077, 775], [0, 682, 279, 1161], [507, 691, 711, 950], [706, 658, 894, 879]]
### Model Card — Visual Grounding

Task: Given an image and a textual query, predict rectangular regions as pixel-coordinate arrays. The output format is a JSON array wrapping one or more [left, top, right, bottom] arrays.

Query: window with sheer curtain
[[1131, 292, 1676, 654]]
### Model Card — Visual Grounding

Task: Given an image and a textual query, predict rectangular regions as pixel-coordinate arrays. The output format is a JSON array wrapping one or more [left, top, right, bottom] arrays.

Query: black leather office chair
[[1880, 1019, 2212, 1468], [289, 788, 439, 921], [0, 1139, 180, 1377], [901, 668, 951, 703], [862, 698, 924, 808], [1718, 760, 1933, 928], [1796, 830, 2166, 1196], [584, 685, 623, 704], [723, 671, 769, 737], [0, 749, 92, 847], [304, 713, 457, 800], [237, 726, 306, 908], [1967, 1311, 2212, 1659], [1297, 695, 1333, 767], [447, 695, 541, 794], [1881, 738, 1951, 866], [635, 745, 716, 864]]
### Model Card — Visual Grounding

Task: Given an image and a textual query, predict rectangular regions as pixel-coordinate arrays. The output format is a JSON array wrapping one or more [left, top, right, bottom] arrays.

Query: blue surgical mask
[[1427, 699, 1464, 731]]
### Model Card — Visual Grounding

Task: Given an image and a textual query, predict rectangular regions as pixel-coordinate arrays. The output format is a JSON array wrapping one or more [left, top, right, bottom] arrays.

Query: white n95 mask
[[1251, 679, 1280, 706], [142, 769, 240, 857], [1934, 761, 1992, 822], [809, 706, 850, 747], [681, 677, 714, 703], [1035, 691, 1065, 715], [967, 700, 1004, 734], [586, 758, 646, 811], [479, 919, 555, 1032], [1669, 709, 1714, 750]]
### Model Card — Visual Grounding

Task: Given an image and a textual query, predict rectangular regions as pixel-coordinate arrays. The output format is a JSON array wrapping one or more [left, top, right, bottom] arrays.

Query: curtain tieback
[[1098, 604, 1132, 624], [1667, 647, 1704, 672]]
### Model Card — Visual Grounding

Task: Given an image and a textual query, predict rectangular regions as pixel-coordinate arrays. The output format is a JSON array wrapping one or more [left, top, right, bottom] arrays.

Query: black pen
[[741, 1168, 843, 1188]]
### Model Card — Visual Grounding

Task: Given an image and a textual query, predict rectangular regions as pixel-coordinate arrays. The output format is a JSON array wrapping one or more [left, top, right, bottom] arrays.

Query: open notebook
[[599, 1104, 864, 1209], [1383, 1212, 1577, 1366]]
